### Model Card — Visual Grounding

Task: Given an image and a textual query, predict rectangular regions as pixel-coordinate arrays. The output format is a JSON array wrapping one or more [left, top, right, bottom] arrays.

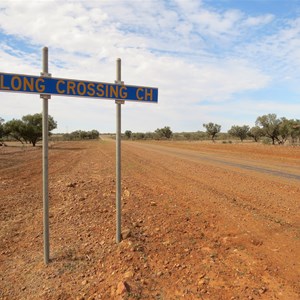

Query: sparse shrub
[[203, 123, 221, 142], [155, 126, 173, 139], [228, 125, 250, 142], [62, 130, 99, 141], [132, 132, 146, 140], [124, 130, 132, 139], [248, 126, 264, 142], [262, 137, 272, 145]]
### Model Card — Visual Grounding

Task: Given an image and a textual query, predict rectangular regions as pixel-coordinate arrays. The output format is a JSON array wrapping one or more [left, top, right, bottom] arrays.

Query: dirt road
[[0, 140, 299, 299], [127, 141, 300, 181]]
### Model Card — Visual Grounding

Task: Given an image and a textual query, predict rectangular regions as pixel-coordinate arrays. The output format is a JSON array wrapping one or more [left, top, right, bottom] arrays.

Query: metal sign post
[[115, 58, 124, 243], [41, 47, 51, 264], [0, 48, 158, 263]]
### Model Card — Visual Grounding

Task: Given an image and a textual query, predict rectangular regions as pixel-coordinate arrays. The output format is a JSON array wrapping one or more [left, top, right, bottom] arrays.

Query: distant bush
[[203, 122, 221, 142], [248, 126, 264, 142], [261, 137, 272, 145], [128, 127, 173, 140], [132, 132, 146, 140], [155, 126, 173, 139], [228, 125, 250, 142], [124, 130, 132, 139], [61, 130, 100, 141]]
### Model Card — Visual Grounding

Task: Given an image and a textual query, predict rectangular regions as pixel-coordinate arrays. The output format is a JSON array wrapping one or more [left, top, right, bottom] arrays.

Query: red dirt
[[0, 140, 299, 299]]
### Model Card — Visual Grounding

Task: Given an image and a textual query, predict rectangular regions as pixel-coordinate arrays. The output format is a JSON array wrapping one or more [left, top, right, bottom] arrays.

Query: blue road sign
[[0, 72, 158, 103]]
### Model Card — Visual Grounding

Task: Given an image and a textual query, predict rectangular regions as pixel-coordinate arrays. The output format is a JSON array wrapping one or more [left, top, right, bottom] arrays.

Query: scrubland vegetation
[[1, 113, 299, 146], [125, 114, 300, 145]]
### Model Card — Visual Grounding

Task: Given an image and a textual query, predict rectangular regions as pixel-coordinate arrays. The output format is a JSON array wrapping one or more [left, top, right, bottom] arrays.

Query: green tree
[[124, 130, 132, 139], [4, 119, 26, 144], [290, 120, 300, 144], [255, 114, 280, 145], [79, 130, 88, 140], [203, 122, 221, 142], [277, 117, 292, 144], [22, 113, 57, 146], [228, 125, 250, 142], [155, 126, 173, 139], [90, 130, 100, 139], [5, 113, 57, 146], [248, 126, 264, 142]]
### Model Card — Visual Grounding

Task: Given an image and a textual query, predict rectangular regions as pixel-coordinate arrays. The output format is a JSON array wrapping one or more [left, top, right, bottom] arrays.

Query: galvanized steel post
[[115, 58, 123, 243], [41, 47, 51, 264]]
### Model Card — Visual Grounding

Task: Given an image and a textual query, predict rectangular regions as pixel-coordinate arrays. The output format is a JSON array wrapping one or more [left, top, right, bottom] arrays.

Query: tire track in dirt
[[127, 142, 300, 182]]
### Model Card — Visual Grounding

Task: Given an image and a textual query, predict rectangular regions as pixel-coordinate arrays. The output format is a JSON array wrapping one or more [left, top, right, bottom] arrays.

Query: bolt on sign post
[[0, 47, 158, 264]]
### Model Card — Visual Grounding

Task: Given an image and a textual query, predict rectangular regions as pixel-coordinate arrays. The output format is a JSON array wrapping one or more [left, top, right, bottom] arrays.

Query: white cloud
[[193, 9, 242, 38], [239, 16, 300, 82], [0, 45, 40, 73], [0, 0, 299, 133], [243, 14, 274, 27], [174, 0, 203, 15]]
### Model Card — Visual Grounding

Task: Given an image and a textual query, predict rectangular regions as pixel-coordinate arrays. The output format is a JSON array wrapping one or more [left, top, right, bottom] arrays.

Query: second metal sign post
[[115, 58, 123, 243]]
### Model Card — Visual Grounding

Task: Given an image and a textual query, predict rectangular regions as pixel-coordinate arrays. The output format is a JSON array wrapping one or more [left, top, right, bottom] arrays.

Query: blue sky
[[0, 0, 299, 133]]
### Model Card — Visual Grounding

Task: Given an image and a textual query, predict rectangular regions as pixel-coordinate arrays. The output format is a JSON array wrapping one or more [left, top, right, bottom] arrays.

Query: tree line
[[0, 114, 100, 146], [124, 114, 300, 145], [1, 112, 299, 146], [204, 114, 300, 144], [58, 130, 100, 141], [124, 126, 173, 140]]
